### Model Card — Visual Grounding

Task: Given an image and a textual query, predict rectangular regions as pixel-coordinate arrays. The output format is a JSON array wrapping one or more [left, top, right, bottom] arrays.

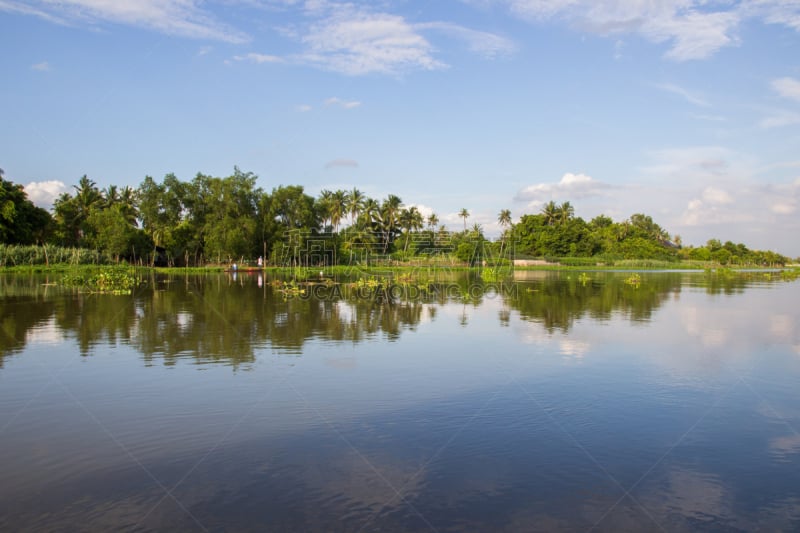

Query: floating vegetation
[[481, 268, 499, 282], [624, 273, 642, 287], [578, 272, 591, 285], [273, 279, 306, 297], [61, 267, 143, 294]]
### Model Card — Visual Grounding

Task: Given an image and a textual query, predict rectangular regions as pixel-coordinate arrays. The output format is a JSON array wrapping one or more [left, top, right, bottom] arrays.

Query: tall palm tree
[[498, 209, 511, 229], [346, 187, 365, 227], [557, 201, 574, 224], [541, 200, 558, 226], [459, 208, 470, 232], [360, 197, 380, 229], [330, 189, 347, 233], [73, 175, 102, 240], [380, 194, 403, 252], [318, 189, 333, 230], [498, 209, 512, 254], [103, 185, 120, 209], [119, 186, 139, 226], [427, 213, 439, 230]]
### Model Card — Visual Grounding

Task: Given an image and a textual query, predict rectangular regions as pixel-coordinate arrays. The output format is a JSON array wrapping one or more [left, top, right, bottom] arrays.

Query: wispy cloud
[[325, 97, 360, 109], [653, 82, 709, 107], [760, 109, 800, 129], [30, 60, 51, 71], [287, 2, 513, 75], [296, 104, 312, 112], [0, 0, 249, 43], [325, 159, 359, 169], [515, 172, 612, 204], [772, 77, 800, 102], [500, 0, 742, 61], [232, 52, 283, 63], [415, 22, 516, 59]]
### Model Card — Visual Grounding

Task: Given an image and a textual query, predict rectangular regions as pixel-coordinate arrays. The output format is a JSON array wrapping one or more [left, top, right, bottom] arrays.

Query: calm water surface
[[1, 271, 799, 532]]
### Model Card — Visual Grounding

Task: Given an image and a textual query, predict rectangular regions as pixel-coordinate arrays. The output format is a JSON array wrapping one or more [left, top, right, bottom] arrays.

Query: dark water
[[1, 271, 799, 532]]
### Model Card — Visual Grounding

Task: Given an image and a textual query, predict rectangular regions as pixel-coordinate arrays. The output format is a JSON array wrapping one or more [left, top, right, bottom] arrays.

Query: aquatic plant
[[61, 266, 143, 294], [624, 273, 642, 287]]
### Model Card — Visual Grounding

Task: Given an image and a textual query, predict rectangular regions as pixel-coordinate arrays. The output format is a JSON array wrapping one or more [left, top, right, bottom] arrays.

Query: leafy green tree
[[86, 205, 150, 262], [0, 174, 52, 244], [52, 175, 102, 246]]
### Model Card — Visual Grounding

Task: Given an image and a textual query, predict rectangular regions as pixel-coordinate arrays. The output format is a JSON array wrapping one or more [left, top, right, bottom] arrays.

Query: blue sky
[[2, 0, 800, 256]]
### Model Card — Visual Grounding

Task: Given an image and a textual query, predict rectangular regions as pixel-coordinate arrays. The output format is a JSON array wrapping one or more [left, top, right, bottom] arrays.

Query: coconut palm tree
[[360, 197, 380, 229], [400, 206, 422, 252], [498, 209, 511, 229], [380, 194, 403, 252], [318, 189, 333, 230], [346, 187, 365, 227], [557, 201, 574, 224], [103, 185, 120, 209], [330, 189, 347, 233], [541, 200, 558, 226], [427, 213, 439, 230], [459, 208, 470, 232], [118, 186, 139, 226], [498, 209, 512, 254]]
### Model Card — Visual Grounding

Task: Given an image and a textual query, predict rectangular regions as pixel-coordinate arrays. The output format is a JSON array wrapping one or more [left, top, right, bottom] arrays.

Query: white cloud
[[503, 0, 742, 60], [24, 180, 67, 208], [515, 172, 611, 203], [296, 104, 312, 112], [652, 82, 709, 107], [325, 97, 361, 109], [1, 0, 248, 43], [407, 204, 435, 219], [233, 52, 283, 63], [299, 6, 443, 75], [30, 60, 50, 71], [702, 186, 733, 205], [324, 159, 359, 169], [772, 77, 800, 102]]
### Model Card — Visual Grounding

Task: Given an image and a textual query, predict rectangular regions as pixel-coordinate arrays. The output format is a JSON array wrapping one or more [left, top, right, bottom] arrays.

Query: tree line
[[0, 167, 792, 266]]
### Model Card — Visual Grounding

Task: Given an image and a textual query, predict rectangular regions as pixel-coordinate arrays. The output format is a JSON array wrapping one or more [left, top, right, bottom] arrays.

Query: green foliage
[[17, 166, 793, 268], [0, 175, 53, 244], [0, 244, 112, 266], [61, 266, 143, 294], [624, 273, 642, 287]]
